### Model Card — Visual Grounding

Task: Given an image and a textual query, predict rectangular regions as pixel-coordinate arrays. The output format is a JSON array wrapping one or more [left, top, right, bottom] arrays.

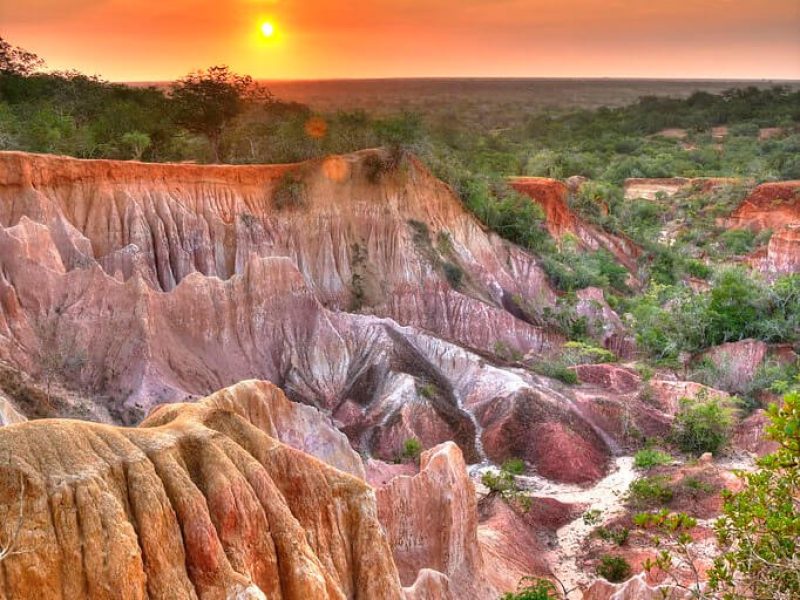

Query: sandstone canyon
[[0, 150, 795, 600]]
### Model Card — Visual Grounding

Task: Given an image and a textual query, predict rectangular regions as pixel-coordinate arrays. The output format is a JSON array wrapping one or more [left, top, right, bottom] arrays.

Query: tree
[[708, 391, 800, 598], [0, 37, 44, 76], [170, 66, 271, 162], [120, 131, 151, 160]]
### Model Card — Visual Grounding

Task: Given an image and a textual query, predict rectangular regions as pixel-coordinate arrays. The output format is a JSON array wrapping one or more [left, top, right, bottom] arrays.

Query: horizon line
[[120, 75, 800, 85]]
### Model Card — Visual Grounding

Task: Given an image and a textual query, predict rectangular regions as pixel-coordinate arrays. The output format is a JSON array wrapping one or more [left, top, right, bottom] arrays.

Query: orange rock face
[[509, 177, 640, 272], [728, 181, 800, 275], [0, 381, 403, 599]]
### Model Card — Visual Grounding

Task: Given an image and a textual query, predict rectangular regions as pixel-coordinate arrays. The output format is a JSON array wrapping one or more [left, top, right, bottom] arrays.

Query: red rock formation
[[375, 442, 495, 599], [509, 177, 640, 272], [728, 181, 800, 231], [0, 381, 404, 599], [728, 181, 800, 275]]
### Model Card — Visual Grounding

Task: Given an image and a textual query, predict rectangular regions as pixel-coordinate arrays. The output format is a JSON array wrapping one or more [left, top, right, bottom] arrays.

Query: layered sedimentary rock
[[728, 181, 800, 275], [584, 574, 692, 600], [0, 150, 632, 484], [0, 381, 403, 600], [0, 151, 558, 418], [509, 177, 640, 272], [376, 442, 494, 599]]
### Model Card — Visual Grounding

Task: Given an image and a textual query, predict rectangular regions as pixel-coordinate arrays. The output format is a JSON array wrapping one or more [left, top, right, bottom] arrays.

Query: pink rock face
[[584, 573, 693, 600], [698, 339, 769, 392], [734, 410, 780, 456], [478, 494, 579, 591], [0, 393, 25, 426], [477, 390, 610, 484], [575, 287, 636, 357], [375, 442, 496, 599]]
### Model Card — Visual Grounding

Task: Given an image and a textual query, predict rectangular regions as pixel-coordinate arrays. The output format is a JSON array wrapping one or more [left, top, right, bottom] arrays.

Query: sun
[[260, 21, 275, 38]]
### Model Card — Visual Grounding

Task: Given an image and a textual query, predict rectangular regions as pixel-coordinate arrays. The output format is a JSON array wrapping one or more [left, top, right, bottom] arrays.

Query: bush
[[531, 361, 579, 385], [596, 555, 632, 583], [273, 172, 307, 209], [502, 458, 526, 475], [561, 341, 616, 365], [627, 475, 674, 507], [672, 395, 734, 455], [709, 392, 800, 597], [482, 464, 532, 511], [633, 448, 672, 469], [595, 526, 630, 546], [500, 578, 559, 600], [402, 438, 423, 460], [442, 261, 464, 288], [717, 228, 756, 256]]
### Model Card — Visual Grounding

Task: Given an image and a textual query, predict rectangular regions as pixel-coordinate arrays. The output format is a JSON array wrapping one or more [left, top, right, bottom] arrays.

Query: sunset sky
[[2, 0, 799, 81]]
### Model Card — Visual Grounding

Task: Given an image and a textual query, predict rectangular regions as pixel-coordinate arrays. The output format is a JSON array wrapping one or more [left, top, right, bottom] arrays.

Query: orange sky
[[2, 0, 799, 81]]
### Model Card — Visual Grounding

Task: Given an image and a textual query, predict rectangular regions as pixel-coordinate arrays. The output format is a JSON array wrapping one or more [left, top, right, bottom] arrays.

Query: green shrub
[[402, 438, 423, 460], [562, 341, 616, 365], [583, 509, 603, 526], [681, 476, 716, 498], [502, 458, 526, 475], [442, 261, 464, 288], [416, 382, 436, 399], [482, 464, 532, 511], [709, 392, 800, 597], [596, 555, 632, 583], [531, 361, 579, 385], [717, 228, 756, 256], [500, 578, 559, 600], [627, 475, 674, 507], [482, 469, 515, 494], [596, 526, 630, 546], [273, 172, 307, 209], [633, 448, 672, 469], [672, 395, 734, 455]]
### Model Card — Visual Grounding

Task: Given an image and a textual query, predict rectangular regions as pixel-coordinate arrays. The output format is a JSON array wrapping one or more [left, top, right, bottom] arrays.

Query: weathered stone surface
[[584, 573, 692, 600], [0, 380, 403, 599], [509, 177, 640, 272], [575, 287, 636, 357], [0, 392, 25, 426], [698, 339, 769, 393], [728, 181, 800, 275], [375, 442, 495, 599]]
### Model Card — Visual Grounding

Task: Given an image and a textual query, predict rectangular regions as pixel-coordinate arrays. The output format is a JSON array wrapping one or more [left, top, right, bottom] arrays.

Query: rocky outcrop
[[0, 151, 560, 420], [584, 574, 692, 600], [728, 181, 800, 275], [0, 392, 25, 426], [375, 442, 493, 599], [698, 339, 769, 393], [509, 178, 640, 272], [0, 380, 404, 599]]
